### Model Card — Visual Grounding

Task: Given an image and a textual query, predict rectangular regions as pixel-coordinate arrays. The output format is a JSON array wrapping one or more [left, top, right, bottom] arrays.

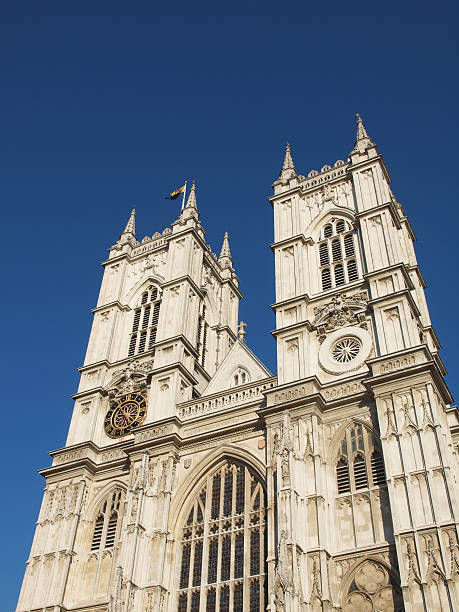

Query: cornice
[[270, 233, 311, 251], [271, 279, 366, 310], [72, 386, 107, 401], [368, 288, 421, 319], [363, 263, 414, 291], [347, 152, 392, 184], [91, 300, 130, 314], [364, 345, 453, 404], [148, 360, 198, 386], [270, 320, 313, 337], [355, 201, 402, 230]]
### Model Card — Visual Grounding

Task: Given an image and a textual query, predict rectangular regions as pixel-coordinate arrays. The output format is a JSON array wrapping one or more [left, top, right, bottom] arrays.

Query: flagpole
[[181, 181, 187, 211]]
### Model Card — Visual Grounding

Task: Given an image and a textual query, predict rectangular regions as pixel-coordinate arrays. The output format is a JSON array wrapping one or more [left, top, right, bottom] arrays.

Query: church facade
[[16, 117, 459, 612]]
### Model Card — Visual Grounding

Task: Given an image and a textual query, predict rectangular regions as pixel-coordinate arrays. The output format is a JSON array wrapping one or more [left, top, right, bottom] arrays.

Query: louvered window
[[177, 462, 266, 611], [336, 425, 386, 496], [128, 285, 161, 357], [318, 219, 360, 291], [197, 305, 208, 369], [319, 243, 329, 266], [332, 239, 342, 262], [90, 490, 123, 551], [371, 451, 386, 486], [336, 458, 351, 494], [347, 259, 358, 281], [335, 263, 344, 286], [321, 268, 332, 290], [353, 453, 368, 489], [91, 514, 104, 550]]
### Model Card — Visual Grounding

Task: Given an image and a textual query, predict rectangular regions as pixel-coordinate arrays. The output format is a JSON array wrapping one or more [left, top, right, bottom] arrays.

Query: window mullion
[[200, 482, 212, 612], [243, 466, 251, 610]]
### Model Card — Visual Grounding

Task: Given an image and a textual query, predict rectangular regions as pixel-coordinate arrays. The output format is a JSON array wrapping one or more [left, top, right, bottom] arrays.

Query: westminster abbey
[[17, 116, 459, 611]]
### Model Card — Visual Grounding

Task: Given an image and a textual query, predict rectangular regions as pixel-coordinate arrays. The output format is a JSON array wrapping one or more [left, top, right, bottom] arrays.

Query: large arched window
[[90, 489, 124, 551], [128, 285, 162, 357], [318, 218, 360, 291], [177, 461, 266, 611]]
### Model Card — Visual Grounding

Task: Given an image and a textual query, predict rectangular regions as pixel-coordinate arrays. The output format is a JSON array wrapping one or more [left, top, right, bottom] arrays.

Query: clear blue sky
[[2, 1, 458, 608]]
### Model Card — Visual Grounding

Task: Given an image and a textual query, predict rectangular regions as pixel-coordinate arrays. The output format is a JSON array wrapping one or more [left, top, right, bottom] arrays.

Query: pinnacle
[[351, 113, 376, 154], [219, 231, 232, 260], [122, 208, 136, 235], [282, 142, 295, 171], [185, 180, 197, 210], [277, 142, 297, 182]]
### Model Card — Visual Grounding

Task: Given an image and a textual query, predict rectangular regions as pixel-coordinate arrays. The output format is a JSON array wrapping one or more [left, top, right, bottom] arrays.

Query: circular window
[[318, 326, 372, 375], [332, 337, 361, 363]]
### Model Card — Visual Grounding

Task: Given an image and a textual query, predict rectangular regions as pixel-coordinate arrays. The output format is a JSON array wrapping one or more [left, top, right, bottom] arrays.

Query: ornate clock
[[104, 392, 147, 438]]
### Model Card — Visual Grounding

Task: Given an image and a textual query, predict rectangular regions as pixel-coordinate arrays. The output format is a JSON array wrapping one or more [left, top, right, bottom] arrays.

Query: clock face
[[104, 393, 147, 438]]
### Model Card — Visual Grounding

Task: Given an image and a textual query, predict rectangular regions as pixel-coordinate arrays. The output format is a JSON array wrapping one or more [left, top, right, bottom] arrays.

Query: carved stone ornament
[[313, 292, 368, 343], [107, 359, 152, 400]]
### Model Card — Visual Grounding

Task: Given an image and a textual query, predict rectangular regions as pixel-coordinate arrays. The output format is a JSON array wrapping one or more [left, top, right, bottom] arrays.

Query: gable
[[202, 340, 272, 396]]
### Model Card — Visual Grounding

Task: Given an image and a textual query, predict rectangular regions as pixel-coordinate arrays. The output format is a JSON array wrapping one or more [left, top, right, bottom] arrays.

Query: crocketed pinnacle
[[351, 113, 376, 154], [278, 142, 298, 182], [185, 180, 197, 210], [283, 142, 295, 171], [219, 231, 232, 260], [122, 208, 136, 235]]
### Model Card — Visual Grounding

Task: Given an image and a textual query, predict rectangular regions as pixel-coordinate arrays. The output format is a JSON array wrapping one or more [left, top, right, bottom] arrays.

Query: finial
[[185, 180, 197, 209], [351, 113, 375, 154], [283, 142, 295, 171], [277, 142, 297, 182], [219, 231, 232, 259], [238, 321, 247, 343], [122, 208, 136, 235]]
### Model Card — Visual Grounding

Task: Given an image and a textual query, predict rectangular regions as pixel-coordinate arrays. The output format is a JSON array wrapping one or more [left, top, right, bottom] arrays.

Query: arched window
[[232, 367, 250, 387], [177, 462, 266, 611], [336, 425, 386, 494], [318, 219, 360, 291], [90, 489, 123, 551], [128, 285, 162, 357]]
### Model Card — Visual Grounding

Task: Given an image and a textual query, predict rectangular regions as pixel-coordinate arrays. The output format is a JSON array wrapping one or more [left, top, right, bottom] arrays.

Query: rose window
[[332, 337, 361, 363]]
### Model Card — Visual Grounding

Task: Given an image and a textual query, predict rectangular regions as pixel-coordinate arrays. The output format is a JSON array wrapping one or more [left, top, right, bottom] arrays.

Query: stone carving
[[313, 292, 368, 342], [343, 560, 403, 612], [272, 531, 292, 609], [54, 449, 84, 465], [378, 355, 415, 374], [108, 361, 150, 400], [404, 537, 421, 584]]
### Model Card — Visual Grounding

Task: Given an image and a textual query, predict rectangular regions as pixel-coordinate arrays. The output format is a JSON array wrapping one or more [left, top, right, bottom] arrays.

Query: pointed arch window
[[128, 285, 162, 357], [90, 489, 123, 551], [336, 425, 386, 495], [318, 219, 360, 291], [177, 462, 266, 611]]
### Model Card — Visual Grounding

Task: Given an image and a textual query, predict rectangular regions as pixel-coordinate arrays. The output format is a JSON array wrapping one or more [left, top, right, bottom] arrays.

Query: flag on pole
[[165, 184, 186, 200]]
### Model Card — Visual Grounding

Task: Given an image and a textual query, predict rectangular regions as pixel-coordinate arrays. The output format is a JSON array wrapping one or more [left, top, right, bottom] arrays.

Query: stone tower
[[16, 118, 459, 612]]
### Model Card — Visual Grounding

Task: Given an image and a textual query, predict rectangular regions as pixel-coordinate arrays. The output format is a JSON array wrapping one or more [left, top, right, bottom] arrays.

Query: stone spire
[[185, 180, 197, 210], [219, 231, 233, 269], [220, 231, 232, 258], [351, 113, 376, 154], [278, 142, 298, 182], [122, 208, 136, 236]]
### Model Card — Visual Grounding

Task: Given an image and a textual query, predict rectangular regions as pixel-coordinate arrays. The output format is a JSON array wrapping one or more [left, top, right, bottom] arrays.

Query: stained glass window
[[177, 462, 266, 610]]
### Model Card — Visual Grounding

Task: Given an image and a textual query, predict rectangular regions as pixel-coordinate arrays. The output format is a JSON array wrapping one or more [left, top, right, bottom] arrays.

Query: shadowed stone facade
[[17, 117, 459, 612]]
